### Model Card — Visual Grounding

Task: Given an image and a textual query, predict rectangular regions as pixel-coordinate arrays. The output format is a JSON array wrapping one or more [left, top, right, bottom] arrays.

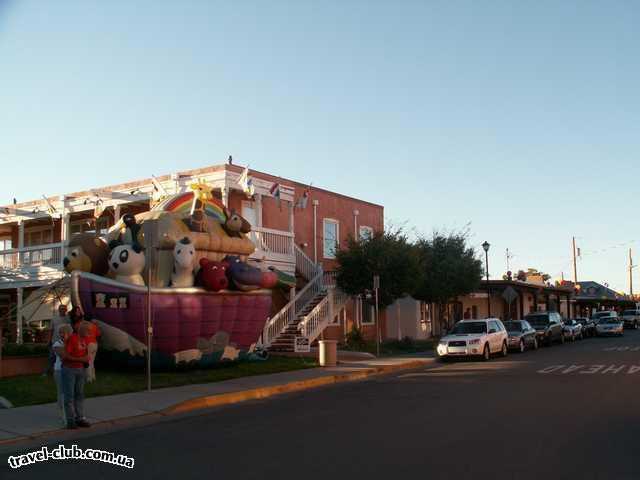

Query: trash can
[[318, 340, 338, 367]]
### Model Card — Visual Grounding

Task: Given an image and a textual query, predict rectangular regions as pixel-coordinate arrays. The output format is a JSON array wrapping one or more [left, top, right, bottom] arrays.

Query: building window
[[361, 301, 375, 325], [25, 228, 53, 247], [359, 225, 373, 241], [71, 218, 110, 236], [0, 238, 11, 251], [323, 219, 339, 259]]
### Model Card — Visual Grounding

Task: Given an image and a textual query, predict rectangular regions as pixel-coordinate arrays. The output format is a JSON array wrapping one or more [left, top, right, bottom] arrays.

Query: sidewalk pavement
[[0, 354, 435, 446]]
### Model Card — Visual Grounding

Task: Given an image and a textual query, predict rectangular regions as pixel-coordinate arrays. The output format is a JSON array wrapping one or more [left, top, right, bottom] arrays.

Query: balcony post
[[221, 186, 229, 207], [255, 194, 263, 227], [114, 205, 121, 223], [18, 220, 24, 267], [16, 287, 23, 345], [60, 213, 70, 267], [288, 201, 294, 233]]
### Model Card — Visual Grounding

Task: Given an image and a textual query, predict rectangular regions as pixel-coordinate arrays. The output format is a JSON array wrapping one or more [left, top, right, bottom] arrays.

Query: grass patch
[[343, 337, 436, 356], [0, 356, 317, 407]]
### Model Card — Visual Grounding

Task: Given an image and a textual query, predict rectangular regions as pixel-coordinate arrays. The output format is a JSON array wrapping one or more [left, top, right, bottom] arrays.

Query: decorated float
[[66, 182, 294, 368]]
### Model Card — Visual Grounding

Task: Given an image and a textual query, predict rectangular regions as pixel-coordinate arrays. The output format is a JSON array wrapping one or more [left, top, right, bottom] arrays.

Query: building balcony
[[0, 226, 296, 289], [0, 243, 65, 288]]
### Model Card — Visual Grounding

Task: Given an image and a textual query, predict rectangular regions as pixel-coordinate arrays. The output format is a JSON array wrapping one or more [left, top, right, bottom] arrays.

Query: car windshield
[[451, 322, 487, 334], [504, 322, 522, 332], [623, 310, 638, 316], [593, 312, 614, 319], [525, 314, 549, 326], [601, 318, 621, 324], [574, 318, 586, 323]]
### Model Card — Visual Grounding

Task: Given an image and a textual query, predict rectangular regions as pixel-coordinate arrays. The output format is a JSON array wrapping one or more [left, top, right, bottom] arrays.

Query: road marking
[[537, 364, 640, 374], [603, 346, 640, 352]]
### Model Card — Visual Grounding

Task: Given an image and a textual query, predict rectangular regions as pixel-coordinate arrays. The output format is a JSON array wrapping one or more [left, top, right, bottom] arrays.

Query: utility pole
[[629, 248, 635, 297], [572, 237, 578, 285]]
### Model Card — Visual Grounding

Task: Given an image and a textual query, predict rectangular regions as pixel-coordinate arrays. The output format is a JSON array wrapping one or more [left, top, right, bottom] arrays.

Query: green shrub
[[2, 343, 49, 357]]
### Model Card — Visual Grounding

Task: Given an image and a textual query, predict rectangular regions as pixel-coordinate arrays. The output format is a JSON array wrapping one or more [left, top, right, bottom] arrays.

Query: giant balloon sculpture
[[65, 183, 293, 368]]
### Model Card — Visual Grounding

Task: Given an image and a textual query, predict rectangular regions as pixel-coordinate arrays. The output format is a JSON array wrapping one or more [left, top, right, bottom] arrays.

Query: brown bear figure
[[63, 234, 110, 276]]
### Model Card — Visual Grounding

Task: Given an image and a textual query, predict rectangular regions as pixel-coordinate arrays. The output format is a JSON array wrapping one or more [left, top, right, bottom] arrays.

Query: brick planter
[[0, 355, 49, 378]]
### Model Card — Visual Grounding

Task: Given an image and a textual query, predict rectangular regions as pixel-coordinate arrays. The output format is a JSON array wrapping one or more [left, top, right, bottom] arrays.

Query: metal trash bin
[[318, 340, 338, 367]]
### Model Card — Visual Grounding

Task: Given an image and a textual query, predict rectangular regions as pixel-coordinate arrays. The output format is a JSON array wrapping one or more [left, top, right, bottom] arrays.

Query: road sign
[[294, 336, 310, 353], [373, 275, 380, 290], [502, 286, 518, 305]]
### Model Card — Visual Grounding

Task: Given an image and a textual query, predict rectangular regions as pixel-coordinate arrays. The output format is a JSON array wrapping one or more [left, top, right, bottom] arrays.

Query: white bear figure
[[170, 236, 195, 287], [108, 243, 146, 286]]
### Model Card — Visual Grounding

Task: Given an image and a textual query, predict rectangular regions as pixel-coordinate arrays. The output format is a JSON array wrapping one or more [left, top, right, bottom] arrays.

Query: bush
[[344, 326, 367, 351], [2, 343, 49, 357]]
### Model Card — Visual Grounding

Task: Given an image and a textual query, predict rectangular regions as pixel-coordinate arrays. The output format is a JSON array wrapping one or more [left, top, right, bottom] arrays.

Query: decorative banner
[[93, 292, 129, 310]]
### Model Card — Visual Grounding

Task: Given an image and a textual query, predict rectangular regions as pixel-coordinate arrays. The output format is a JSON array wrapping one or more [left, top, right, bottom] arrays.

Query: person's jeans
[[53, 369, 66, 424], [61, 367, 85, 423]]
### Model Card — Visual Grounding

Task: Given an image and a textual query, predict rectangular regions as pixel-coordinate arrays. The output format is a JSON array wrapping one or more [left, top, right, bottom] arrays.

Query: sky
[[1, 1, 639, 292]]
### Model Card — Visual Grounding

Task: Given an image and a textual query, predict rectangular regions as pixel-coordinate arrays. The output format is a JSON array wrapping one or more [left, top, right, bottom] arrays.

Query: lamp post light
[[482, 241, 491, 318]]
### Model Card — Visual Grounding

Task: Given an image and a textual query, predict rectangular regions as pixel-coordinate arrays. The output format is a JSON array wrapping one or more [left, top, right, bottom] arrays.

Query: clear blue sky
[[1, 1, 639, 292]]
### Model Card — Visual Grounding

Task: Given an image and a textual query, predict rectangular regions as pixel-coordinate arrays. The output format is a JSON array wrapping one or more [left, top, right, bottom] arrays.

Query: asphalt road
[[4, 330, 640, 480]]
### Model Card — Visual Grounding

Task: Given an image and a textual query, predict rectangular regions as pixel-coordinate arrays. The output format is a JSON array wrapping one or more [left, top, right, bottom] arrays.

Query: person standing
[[52, 324, 73, 427], [85, 319, 101, 383], [61, 321, 91, 429], [43, 304, 69, 376]]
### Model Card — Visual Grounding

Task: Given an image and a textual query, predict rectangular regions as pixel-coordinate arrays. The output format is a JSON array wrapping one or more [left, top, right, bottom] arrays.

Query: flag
[[93, 199, 104, 219], [239, 167, 255, 198], [269, 182, 280, 199], [295, 187, 309, 209]]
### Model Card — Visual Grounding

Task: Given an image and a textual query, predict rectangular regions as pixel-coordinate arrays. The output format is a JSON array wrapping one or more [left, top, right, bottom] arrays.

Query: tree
[[335, 228, 420, 308], [412, 231, 483, 329]]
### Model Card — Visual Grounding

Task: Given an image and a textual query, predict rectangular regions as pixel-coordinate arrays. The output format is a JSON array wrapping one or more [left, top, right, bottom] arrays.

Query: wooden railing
[[295, 244, 317, 281], [298, 287, 350, 342], [0, 243, 63, 270], [248, 227, 295, 261], [261, 267, 324, 347]]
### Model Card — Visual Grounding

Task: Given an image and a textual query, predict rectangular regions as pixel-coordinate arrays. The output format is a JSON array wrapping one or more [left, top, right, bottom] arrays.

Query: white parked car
[[595, 316, 624, 336], [437, 318, 509, 361], [621, 309, 640, 329]]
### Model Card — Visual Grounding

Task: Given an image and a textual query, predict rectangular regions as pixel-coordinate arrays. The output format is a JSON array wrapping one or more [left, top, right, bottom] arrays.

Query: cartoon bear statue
[[108, 242, 146, 286]]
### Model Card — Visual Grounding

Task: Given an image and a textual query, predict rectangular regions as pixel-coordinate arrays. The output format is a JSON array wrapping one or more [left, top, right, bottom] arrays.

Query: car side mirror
[[488, 328, 497, 334]]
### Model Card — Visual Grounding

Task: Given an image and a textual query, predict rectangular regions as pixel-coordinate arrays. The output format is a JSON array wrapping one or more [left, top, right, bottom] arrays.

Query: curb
[[0, 358, 431, 447], [163, 359, 431, 414]]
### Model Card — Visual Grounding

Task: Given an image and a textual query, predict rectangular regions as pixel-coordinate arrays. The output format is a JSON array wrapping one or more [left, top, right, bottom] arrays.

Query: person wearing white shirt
[[52, 324, 73, 426]]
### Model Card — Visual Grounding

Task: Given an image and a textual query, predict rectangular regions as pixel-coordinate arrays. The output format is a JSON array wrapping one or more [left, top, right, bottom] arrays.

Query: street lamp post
[[482, 241, 491, 318]]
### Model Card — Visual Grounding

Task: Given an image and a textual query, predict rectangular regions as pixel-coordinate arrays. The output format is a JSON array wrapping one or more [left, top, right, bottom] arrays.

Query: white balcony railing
[[248, 227, 295, 262], [0, 243, 64, 271]]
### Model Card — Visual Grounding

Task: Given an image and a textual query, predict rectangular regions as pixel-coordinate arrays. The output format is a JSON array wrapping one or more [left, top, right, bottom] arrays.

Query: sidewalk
[[0, 354, 434, 445]]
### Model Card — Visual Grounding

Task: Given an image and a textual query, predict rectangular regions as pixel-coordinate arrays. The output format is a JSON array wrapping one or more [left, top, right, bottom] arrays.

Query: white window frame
[[323, 218, 339, 259], [359, 225, 373, 241]]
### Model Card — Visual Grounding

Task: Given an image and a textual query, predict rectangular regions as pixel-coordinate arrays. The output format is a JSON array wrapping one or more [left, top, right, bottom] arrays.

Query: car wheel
[[560, 333, 565, 345], [533, 337, 539, 350], [519, 339, 525, 353], [501, 341, 508, 357], [635, 322, 638, 330], [482, 344, 490, 361], [546, 335, 553, 347]]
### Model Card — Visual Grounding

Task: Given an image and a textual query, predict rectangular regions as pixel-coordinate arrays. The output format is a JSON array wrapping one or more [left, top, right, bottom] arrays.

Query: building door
[[241, 201, 258, 229]]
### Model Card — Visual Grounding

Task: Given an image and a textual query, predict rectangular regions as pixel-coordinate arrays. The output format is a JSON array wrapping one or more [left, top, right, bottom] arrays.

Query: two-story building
[[0, 162, 384, 349]]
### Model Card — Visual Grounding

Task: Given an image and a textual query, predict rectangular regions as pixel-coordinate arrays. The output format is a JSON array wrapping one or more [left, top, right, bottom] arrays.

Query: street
[[4, 331, 640, 480]]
